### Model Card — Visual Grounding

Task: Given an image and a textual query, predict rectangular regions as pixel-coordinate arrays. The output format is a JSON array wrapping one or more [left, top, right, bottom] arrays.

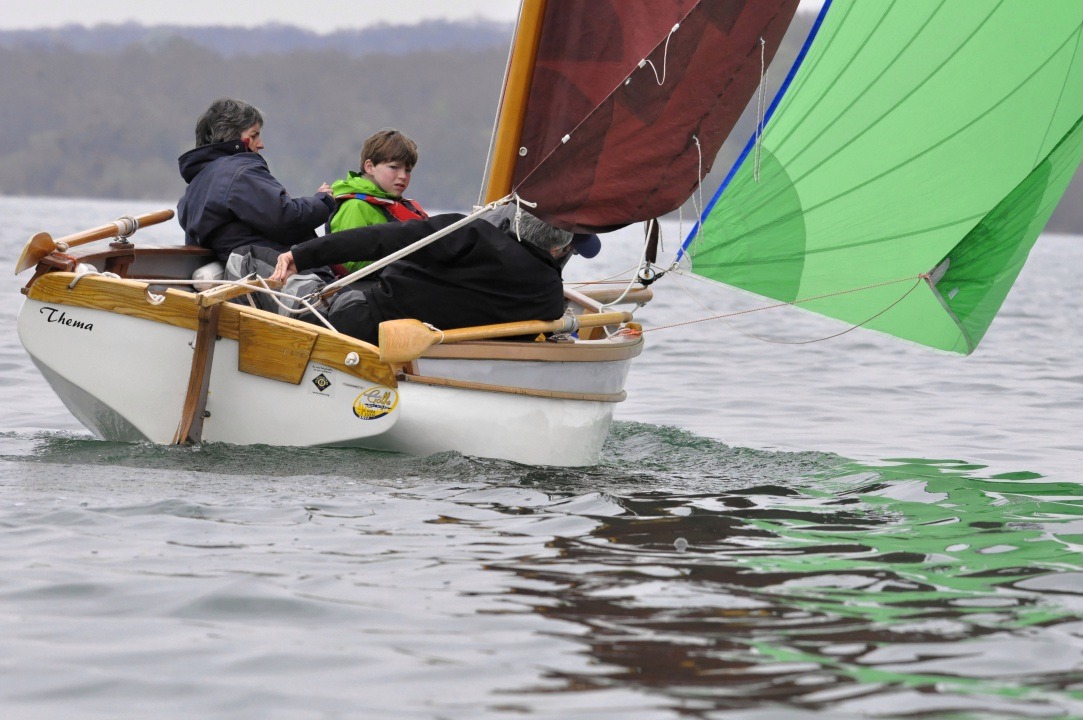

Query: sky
[[0, 0, 823, 33]]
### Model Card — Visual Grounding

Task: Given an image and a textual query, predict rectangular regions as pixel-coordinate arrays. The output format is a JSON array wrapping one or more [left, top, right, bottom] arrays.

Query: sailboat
[[14, 0, 1081, 466]]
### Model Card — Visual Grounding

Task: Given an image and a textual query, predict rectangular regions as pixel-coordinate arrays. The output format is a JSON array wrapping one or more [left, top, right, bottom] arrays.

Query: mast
[[482, 0, 547, 204]]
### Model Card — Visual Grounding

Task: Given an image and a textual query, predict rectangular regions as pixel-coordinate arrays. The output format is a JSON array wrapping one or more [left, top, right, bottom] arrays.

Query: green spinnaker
[[690, 0, 1082, 354]]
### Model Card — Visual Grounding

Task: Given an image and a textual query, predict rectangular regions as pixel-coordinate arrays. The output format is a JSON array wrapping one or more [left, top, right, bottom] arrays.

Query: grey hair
[[194, 98, 264, 147], [512, 210, 572, 253]]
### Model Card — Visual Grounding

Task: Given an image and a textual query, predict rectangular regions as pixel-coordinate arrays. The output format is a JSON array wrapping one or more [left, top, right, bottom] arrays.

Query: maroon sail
[[510, 0, 799, 233]]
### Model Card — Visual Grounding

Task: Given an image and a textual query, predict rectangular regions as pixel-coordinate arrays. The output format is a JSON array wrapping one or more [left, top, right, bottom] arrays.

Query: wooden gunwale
[[400, 373, 627, 403], [24, 272, 397, 388], [416, 336, 643, 362]]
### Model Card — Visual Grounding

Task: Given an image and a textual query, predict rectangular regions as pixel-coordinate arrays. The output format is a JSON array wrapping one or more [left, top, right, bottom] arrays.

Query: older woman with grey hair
[[177, 97, 335, 261]]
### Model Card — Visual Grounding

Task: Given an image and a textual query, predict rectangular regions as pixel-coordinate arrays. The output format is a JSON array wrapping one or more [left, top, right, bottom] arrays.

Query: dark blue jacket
[[177, 140, 335, 261]]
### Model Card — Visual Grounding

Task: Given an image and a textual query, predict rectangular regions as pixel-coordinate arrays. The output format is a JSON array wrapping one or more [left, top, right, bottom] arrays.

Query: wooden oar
[[378, 311, 633, 363], [14, 209, 175, 274]]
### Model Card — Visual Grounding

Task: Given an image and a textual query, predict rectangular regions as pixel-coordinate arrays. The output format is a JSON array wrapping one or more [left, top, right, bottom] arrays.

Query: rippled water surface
[[2, 197, 1081, 719]]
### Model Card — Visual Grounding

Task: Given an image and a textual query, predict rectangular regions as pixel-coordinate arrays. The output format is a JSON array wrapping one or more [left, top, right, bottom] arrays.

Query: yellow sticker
[[352, 387, 399, 420]]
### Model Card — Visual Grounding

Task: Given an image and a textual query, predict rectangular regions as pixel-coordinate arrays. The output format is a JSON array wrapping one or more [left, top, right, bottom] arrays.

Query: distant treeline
[[1, 19, 1080, 234], [0, 20, 511, 58], [0, 31, 509, 212]]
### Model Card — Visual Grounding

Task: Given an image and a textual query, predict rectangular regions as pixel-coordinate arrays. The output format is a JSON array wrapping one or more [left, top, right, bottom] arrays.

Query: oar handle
[[438, 311, 632, 344], [51, 209, 175, 251], [378, 311, 634, 364]]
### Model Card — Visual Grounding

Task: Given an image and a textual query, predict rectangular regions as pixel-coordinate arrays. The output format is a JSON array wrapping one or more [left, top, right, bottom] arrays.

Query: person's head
[[195, 98, 265, 152], [359, 129, 419, 197], [512, 210, 573, 256]]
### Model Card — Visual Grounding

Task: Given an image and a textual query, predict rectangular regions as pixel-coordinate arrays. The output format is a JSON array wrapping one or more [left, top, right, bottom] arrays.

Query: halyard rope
[[643, 274, 928, 344]]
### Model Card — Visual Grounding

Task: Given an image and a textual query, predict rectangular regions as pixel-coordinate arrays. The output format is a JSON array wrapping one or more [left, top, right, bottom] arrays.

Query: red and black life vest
[[334, 193, 428, 223]]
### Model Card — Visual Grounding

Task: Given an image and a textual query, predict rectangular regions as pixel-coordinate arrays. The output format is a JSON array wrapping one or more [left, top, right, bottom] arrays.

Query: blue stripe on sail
[[678, 0, 836, 260]]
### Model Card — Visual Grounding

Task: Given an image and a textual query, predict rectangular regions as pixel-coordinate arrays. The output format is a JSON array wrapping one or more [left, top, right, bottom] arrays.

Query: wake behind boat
[[14, 0, 1082, 466]]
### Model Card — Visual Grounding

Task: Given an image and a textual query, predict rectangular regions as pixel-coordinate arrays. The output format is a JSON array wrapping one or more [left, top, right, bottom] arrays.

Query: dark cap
[[571, 233, 601, 258]]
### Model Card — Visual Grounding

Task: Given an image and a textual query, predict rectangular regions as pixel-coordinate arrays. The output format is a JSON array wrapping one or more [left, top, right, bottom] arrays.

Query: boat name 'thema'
[[39, 306, 93, 331]]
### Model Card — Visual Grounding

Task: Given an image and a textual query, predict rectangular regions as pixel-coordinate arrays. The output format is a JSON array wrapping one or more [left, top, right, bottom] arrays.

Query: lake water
[[1, 195, 1081, 719]]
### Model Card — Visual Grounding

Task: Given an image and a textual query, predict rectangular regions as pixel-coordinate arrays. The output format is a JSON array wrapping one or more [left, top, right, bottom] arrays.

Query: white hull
[[17, 271, 641, 466]]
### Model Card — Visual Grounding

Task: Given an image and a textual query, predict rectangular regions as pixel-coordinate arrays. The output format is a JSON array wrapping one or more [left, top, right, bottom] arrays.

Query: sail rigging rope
[[753, 37, 768, 183], [674, 134, 707, 271], [252, 276, 338, 331], [640, 23, 681, 86], [642, 273, 928, 345], [606, 221, 672, 314], [316, 196, 515, 299]]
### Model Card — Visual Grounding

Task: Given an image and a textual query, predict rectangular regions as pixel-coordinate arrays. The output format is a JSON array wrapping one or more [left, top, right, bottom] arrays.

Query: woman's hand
[[270, 251, 297, 283]]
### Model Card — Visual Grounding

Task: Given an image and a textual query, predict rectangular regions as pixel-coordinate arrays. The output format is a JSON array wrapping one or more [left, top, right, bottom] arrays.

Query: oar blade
[[378, 319, 442, 363], [15, 209, 176, 275], [14, 232, 56, 274]]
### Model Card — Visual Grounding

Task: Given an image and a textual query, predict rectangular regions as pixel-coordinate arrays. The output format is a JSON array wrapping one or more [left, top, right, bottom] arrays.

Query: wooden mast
[[482, 0, 548, 203]]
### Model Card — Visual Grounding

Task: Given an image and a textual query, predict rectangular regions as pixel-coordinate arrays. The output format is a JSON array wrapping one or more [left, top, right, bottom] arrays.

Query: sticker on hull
[[306, 364, 335, 398], [353, 387, 399, 420]]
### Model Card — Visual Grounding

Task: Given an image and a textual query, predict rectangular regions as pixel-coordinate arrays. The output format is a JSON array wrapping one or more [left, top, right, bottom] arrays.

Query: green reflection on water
[[739, 459, 1082, 628], [721, 458, 1083, 712]]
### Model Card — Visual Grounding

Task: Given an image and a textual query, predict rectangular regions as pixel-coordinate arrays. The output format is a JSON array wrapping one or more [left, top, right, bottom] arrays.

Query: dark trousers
[[324, 287, 380, 344], [227, 244, 382, 343]]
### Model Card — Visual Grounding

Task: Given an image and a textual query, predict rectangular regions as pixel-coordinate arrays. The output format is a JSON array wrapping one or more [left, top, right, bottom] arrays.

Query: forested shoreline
[[0, 31, 509, 213], [1, 19, 1080, 233]]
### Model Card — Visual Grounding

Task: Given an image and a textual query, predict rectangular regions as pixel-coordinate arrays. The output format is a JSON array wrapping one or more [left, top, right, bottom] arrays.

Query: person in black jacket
[[177, 98, 336, 262], [268, 208, 573, 344]]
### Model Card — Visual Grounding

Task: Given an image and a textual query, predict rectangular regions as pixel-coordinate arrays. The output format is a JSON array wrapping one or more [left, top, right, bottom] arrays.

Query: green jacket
[[329, 172, 397, 272]]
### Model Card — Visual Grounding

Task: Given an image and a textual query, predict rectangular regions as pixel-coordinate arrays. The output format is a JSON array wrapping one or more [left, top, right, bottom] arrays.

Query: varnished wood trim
[[61, 243, 212, 264], [238, 312, 318, 385], [173, 302, 220, 444], [28, 269, 203, 330], [419, 336, 643, 362], [401, 373, 626, 403], [25, 272, 396, 387]]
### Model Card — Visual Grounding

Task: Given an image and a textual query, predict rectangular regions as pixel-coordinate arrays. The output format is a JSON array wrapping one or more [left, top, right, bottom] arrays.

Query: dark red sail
[[510, 0, 799, 233]]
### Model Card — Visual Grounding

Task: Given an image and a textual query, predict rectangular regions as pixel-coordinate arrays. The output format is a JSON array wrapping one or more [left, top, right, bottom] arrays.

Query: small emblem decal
[[353, 387, 399, 420], [306, 364, 336, 398]]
